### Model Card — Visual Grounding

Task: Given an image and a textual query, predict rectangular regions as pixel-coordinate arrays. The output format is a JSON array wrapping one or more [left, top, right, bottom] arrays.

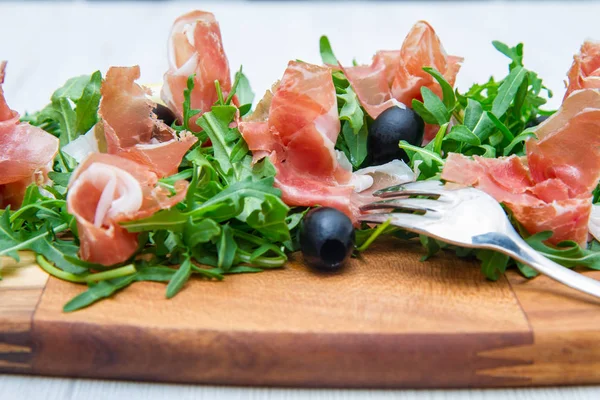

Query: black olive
[[525, 115, 549, 129], [299, 207, 355, 272], [153, 103, 177, 126], [368, 106, 425, 165]]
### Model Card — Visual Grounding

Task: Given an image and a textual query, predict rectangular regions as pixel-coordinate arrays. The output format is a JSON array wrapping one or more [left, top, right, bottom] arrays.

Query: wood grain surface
[[1, 239, 600, 388], [0, 253, 48, 373]]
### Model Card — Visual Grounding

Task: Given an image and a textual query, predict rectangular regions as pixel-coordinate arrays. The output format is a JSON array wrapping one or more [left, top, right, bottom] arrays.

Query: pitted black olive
[[299, 207, 355, 272], [368, 106, 425, 165], [525, 114, 549, 129], [153, 103, 177, 126]]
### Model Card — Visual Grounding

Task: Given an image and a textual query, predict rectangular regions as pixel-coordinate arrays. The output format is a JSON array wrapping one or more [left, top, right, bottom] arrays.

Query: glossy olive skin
[[368, 106, 425, 165], [299, 207, 355, 272], [153, 104, 177, 126]]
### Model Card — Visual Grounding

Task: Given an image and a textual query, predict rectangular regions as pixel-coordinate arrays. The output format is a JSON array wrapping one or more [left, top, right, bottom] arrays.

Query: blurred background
[[1, 0, 598, 113]]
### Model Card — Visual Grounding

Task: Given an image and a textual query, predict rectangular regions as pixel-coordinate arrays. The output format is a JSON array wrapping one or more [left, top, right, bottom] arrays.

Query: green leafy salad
[[2, 21, 599, 313]]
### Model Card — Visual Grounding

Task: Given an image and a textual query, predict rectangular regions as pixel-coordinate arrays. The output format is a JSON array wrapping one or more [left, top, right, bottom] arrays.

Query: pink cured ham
[[442, 89, 600, 246], [0, 61, 59, 208], [342, 22, 462, 127], [67, 153, 188, 266], [100, 66, 197, 178], [269, 62, 351, 184], [564, 41, 600, 100], [240, 61, 356, 216], [161, 10, 232, 131], [240, 61, 415, 221]]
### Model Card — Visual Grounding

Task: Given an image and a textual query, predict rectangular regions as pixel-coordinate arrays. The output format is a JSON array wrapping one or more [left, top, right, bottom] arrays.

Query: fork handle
[[476, 232, 600, 299]]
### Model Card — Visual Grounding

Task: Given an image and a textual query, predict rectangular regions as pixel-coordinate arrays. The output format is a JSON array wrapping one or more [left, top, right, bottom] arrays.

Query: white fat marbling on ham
[[72, 163, 143, 227]]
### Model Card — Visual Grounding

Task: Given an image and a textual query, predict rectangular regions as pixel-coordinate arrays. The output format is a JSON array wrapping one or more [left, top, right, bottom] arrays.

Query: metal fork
[[360, 181, 600, 299]]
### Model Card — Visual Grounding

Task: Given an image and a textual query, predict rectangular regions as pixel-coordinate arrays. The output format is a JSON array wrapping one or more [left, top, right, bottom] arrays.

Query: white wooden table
[[1, 1, 600, 398]]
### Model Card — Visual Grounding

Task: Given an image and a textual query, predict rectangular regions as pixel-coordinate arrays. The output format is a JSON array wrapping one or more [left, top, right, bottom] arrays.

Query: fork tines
[[373, 180, 446, 198]]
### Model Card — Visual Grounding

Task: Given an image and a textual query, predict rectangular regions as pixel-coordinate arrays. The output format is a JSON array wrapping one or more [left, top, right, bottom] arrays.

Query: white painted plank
[[0, 375, 599, 400]]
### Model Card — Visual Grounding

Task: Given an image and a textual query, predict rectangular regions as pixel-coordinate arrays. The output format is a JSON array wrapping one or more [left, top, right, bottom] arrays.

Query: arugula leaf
[[503, 129, 536, 156], [75, 70, 102, 135], [422, 67, 456, 110], [63, 275, 137, 312], [173, 74, 202, 134], [217, 225, 237, 271], [412, 98, 441, 125], [52, 98, 78, 146], [166, 256, 192, 299], [135, 266, 177, 282], [231, 67, 254, 115], [28, 72, 103, 145], [477, 250, 510, 281], [492, 41, 524, 70], [492, 66, 527, 118], [399, 141, 444, 166], [326, 63, 368, 171], [463, 99, 495, 141], [338, 85, 364, 135], [420, 235, 443, 261], [341, 120, 368, 169], [51, 75, 91, 102], [525, 232, 600, 272], [0, 210, 22, 261], [445, 125, 481, 146], [29, 236, 87, 275], [182, 218, 221, 248], [418, 87, 450, 125], [486, 111, 514, 141], [319, 35, 338, 65], [243, 195, 291, 242], [198, 105, 250, 181], [47, 171, 71, 187]]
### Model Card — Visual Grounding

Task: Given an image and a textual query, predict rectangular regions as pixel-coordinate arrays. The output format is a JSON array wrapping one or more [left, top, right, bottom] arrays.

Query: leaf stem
[[399, 141, 445, 165], [215, 80, 225, 105], [357, 219, 393, 252], [236, 252, 286, 268], [36, 255, 136, 283]]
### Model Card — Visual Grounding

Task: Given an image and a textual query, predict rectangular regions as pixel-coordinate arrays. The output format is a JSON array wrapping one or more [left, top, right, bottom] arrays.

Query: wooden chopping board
[[1, 239, 600, 388]]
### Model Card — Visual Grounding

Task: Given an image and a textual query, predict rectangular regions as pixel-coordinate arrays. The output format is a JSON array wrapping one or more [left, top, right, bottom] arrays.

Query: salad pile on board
[[1, 10, 600, 311]]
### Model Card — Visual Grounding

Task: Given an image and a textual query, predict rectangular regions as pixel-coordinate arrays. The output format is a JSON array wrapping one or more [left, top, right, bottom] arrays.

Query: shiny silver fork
[[360, 181, 600, 299]]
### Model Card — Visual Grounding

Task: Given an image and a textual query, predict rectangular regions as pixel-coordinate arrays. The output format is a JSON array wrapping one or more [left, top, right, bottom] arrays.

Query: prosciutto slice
[[67, 153, 188, 266], [161, 10, 232, 131], [240, 61, 415, 221], [564, 41, 600, 100], [0, 61, 59, 208], [342, 21, 462, 125], [442, 89, 600, 246], [100, 66, 197, 178]]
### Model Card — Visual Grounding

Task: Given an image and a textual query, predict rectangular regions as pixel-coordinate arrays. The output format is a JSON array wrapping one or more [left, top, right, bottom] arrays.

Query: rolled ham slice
[[68, 153, 188, 266], [161, 10, 233, 131]]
